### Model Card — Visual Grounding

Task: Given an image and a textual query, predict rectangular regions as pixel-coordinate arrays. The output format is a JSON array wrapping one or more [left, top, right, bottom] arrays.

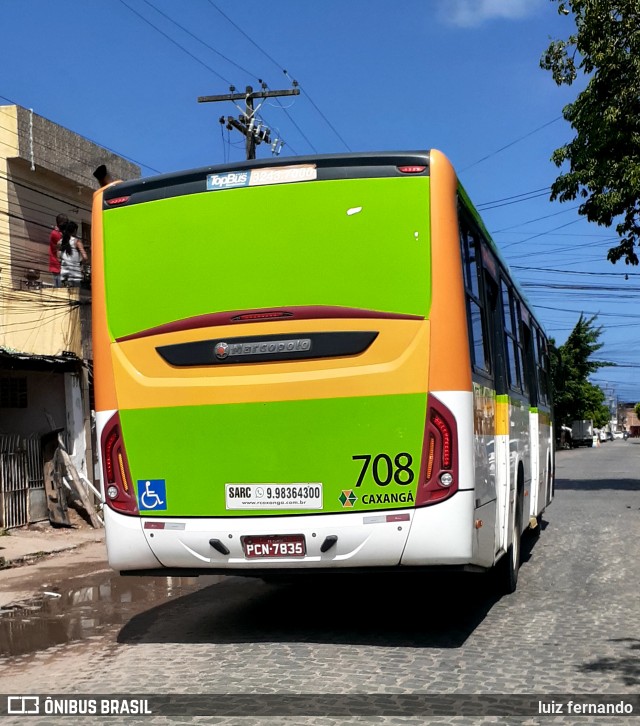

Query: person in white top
[[58, 220, 88, 287]]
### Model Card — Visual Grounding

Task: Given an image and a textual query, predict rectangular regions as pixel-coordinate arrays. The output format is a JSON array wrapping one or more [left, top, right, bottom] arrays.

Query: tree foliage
[[550, 314, 612, 428], [635, 402, 640, 418], [541, 0, 640, 265]]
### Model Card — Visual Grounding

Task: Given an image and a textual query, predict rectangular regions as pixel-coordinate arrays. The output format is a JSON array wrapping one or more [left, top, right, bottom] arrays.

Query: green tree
[[550, 314, 612, 428], [634, 402, 640, 419], [541, 0, 640, 265]]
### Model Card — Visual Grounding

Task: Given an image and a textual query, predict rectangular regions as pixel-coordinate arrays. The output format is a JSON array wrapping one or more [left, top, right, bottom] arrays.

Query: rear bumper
[[104, 490, 475, 572]]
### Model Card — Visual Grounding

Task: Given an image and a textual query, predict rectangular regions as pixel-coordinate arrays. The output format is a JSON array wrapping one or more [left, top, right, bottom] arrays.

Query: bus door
[[520, 314, 540, 520], [481, 248, 510, 556]]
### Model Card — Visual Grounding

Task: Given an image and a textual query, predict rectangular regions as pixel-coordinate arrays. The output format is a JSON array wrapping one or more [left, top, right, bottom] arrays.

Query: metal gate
[[0, 434, 46, 529], [0, 451, 29, 529]]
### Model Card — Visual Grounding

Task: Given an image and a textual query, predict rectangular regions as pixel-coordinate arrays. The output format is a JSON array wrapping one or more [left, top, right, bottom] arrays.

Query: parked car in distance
[[606, 431, 614, 441], [572, 419, 595, 447], [613, 430, 625, 440]]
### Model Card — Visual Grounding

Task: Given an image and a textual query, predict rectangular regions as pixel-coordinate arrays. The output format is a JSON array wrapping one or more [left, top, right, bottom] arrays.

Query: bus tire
[[497, 491, 522, 595]]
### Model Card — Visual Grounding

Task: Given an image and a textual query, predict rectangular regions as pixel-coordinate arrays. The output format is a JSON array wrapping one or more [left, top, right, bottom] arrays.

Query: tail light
[[105, 195, 130, 206], [416, 395, 459, 506], [100, 412, 138, 515], [397, 165, 427, 174], [230, 311, 294, 322]]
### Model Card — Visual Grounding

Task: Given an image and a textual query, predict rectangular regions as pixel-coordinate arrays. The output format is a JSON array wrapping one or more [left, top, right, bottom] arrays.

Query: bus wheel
[[497, 494, 522, 595]]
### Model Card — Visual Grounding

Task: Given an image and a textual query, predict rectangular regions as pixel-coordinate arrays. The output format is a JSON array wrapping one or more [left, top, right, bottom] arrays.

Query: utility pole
[[198, 84, 299, 160]]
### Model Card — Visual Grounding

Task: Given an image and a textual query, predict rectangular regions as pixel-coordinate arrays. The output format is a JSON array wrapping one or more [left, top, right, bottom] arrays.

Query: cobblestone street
[[2, 441, 639, 725]]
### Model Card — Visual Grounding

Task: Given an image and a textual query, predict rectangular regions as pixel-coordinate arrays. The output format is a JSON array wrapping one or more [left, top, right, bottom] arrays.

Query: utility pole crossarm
[[198, 85, 300, 160], [198, 88, 300, 103]]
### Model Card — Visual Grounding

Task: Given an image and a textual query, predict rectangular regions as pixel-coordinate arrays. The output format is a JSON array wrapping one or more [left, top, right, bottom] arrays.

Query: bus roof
[[103, 151, 433, 207]]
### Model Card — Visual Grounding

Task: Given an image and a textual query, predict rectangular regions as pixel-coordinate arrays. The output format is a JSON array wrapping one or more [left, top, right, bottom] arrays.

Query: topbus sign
[[206, 164, 317, 191]]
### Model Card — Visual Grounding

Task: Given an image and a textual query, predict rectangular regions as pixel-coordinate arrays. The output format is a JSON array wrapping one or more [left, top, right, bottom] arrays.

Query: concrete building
[[0, 104, 139, 528], [619, 402, 640, 438]]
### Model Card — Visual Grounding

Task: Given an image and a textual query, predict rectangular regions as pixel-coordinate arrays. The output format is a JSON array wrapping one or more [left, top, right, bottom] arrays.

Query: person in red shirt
[[49, 213, 68, 287]]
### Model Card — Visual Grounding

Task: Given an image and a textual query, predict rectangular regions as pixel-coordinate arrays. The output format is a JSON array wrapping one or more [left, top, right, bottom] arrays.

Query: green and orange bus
[[92, 150, 553, 592]]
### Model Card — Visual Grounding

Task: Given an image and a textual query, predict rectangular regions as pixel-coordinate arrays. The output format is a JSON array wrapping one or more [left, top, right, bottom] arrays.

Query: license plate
[[242, 534, 306, 559]]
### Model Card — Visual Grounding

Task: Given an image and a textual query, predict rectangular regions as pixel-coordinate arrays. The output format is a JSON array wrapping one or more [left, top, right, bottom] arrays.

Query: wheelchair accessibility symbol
[[137, 479, 167, 511]]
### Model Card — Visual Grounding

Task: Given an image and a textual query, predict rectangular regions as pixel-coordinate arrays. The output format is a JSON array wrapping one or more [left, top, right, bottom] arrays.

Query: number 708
[[352, 453, 414, 487]]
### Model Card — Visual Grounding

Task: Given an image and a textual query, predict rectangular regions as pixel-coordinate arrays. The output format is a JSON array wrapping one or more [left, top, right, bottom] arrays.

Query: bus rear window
[[103, 177, 432, 340]]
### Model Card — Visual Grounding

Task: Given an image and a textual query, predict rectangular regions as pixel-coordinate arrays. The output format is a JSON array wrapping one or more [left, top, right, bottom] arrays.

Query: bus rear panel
[[92, 152, 483, 575]]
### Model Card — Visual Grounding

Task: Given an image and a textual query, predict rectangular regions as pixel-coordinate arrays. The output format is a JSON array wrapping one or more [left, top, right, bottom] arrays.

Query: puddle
[[0, 571, 223, 657]]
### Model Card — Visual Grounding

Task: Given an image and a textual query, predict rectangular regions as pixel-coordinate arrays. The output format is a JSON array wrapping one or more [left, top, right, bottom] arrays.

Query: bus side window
[[536, 330, 550, 406], [520, 318, 537, 406], [460, 221, 491, 375], [514, 297, 530, 398], [483, 264, 506, 395], [543, 348, 551, 404], [500, 280, 522, 393]]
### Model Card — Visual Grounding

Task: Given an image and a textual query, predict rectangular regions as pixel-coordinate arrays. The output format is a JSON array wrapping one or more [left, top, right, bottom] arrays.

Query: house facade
[[0, 104, 139, 527], [619, 402, 640, 438]]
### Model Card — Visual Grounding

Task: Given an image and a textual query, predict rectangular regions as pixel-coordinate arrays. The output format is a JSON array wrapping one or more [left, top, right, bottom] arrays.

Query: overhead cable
[[460, 116, 562, 172], [117, 0, 233, 85], [207, 0, 350, 151], [142, 0, 260, 81]]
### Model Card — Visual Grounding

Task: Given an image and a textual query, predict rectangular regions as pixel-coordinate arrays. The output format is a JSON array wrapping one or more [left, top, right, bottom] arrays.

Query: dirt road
[[0, 526, 107, 608]]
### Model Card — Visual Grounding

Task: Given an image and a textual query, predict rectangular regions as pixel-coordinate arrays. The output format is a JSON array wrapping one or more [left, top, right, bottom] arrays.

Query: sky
[[2, 0, 638, 404]]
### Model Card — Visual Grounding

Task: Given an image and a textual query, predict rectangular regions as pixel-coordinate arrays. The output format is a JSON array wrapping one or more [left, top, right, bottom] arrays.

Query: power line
[[0, 198, 80, 235], [506, 237, 613, 261], [496, 231, 614, 238], [521, 281, 640, 294], [267, 89, 316, 154], [283, 70, 349, 152], [0, 182, 93, 223], [460, 117, 562, 172], [0, 93, 159, 174], [511, 265, 640, 277], [477, 189, 551, 211], [491, 204, 581, 233], [0, 307, 80, 338], [116, 1, 298, 157], [548, 321, 640, 332], [0, 115, 108, 183], [534, 304, 640, 319], [501, 219, 583, 251], [477, 186, 550, 206], [117, 0, 233, 85], [206, 0, 283, 74], [0, 171, 92, 215], [207, 0, 350, 151], [141, 0, 260, 82]]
